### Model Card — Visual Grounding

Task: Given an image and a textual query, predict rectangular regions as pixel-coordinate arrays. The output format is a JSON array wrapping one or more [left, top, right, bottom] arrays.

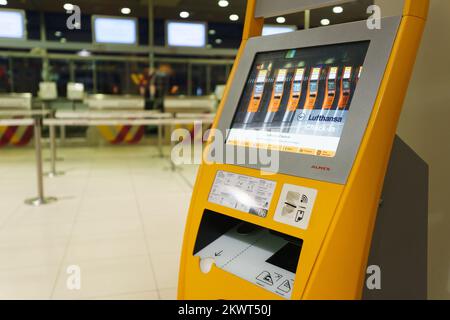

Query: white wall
[[376, 0, 450, 299]]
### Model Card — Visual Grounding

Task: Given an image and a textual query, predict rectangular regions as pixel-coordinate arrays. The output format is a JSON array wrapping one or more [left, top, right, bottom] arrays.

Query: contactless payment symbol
[[300, 194, 308, 204], [274, 184, 317, 230]]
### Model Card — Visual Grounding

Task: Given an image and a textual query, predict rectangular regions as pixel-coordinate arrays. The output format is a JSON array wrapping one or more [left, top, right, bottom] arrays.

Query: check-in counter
[[0, 93, 33, 110], [163, 95, 217, 114], [85, 94, 145, 110], [80, 94, 146, 145]]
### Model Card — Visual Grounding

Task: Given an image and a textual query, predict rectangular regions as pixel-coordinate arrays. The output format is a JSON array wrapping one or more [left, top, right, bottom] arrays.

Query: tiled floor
[[0, 145, 197, 300]]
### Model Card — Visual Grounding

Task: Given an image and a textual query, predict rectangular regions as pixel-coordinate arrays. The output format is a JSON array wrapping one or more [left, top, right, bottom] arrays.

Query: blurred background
[[0, 0, 448, 300]]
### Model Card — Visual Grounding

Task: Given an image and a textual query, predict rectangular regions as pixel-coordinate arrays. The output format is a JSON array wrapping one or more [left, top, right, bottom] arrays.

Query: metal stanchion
[[169, 123, 176, 171], [152, 122, 164, 158], [25, 117, 57, 206], [157, 123, 164, 158], [44, 118, 63, 162], [60, 125, 66, 145], [44, 106, 64, 162], [45, 124, 64, 178]]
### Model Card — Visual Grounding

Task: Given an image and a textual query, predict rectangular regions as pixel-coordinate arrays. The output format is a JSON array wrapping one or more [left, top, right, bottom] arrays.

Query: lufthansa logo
[[298, 113, 307, 121]]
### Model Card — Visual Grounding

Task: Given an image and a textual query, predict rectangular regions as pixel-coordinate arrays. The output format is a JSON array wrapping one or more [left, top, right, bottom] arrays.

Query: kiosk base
[[364, 136, 428, 300]]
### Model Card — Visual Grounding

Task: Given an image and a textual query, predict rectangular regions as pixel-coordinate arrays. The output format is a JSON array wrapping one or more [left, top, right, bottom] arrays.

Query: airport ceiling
[[7, 0, 373, 26]]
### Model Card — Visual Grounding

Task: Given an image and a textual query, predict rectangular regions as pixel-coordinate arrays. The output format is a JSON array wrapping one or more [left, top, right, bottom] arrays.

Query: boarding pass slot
[[194, 210, 303, 299]]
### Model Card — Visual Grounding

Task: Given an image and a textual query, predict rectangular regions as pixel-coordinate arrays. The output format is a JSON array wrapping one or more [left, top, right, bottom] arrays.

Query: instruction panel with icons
[[195, 224, 299, 299], [208, 171, 277, 218], [274, 184, 318, 230]]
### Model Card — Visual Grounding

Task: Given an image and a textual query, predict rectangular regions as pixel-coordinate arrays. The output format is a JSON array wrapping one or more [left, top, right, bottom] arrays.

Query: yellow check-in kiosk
[[178, 0, 429, 300]]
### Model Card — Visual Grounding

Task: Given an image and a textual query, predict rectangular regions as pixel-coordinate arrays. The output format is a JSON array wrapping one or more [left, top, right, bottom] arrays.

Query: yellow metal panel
[[303, 15, 427, 299], [403, 0, 429, 19], [179, 163, 343, 300], [242, 0, 263, 40]]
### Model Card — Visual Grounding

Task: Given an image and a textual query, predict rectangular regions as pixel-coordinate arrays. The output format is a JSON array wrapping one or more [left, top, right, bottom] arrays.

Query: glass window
[[74, 61, 94, 94], [0, 58, 12, 93], [49, 60, 70, 97], [96, 61, 128, 94], [138, 18, 149, 46], [192, 64, 207, 96], [211, 65, 230, 94], [12, 58, 42, 95], [26, 11, 41, 40], [154, 19, 165, 46]]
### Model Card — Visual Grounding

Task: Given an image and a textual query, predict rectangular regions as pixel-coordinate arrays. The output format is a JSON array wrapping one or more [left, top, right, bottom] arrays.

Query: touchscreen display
[[227, 41, 370, 158]]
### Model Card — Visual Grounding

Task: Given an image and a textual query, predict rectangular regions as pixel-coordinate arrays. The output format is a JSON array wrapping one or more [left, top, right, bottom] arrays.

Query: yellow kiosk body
[[178, 0, 429, 300]]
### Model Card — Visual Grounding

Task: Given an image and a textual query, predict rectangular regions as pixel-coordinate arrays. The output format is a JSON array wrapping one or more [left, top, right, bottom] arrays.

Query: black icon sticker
[[256, 271, 274, 286], [295, 210, 305, 222], [277, 280, 292, 293]]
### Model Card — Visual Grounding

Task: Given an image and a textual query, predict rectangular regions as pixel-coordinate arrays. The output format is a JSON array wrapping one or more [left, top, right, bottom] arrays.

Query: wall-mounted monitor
[[166, 21, 207, 48], [262, 25, 297, 36], [0, 9, 26, 40], [92, 16, 138, 45]]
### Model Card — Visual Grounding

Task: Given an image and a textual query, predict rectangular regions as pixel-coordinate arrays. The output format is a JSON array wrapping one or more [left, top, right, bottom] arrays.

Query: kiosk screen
[[227, 41, 370, 158]]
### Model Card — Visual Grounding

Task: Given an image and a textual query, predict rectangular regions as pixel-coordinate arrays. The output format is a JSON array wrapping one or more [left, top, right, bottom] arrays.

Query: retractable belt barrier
[[43, 112, 215, 175]]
